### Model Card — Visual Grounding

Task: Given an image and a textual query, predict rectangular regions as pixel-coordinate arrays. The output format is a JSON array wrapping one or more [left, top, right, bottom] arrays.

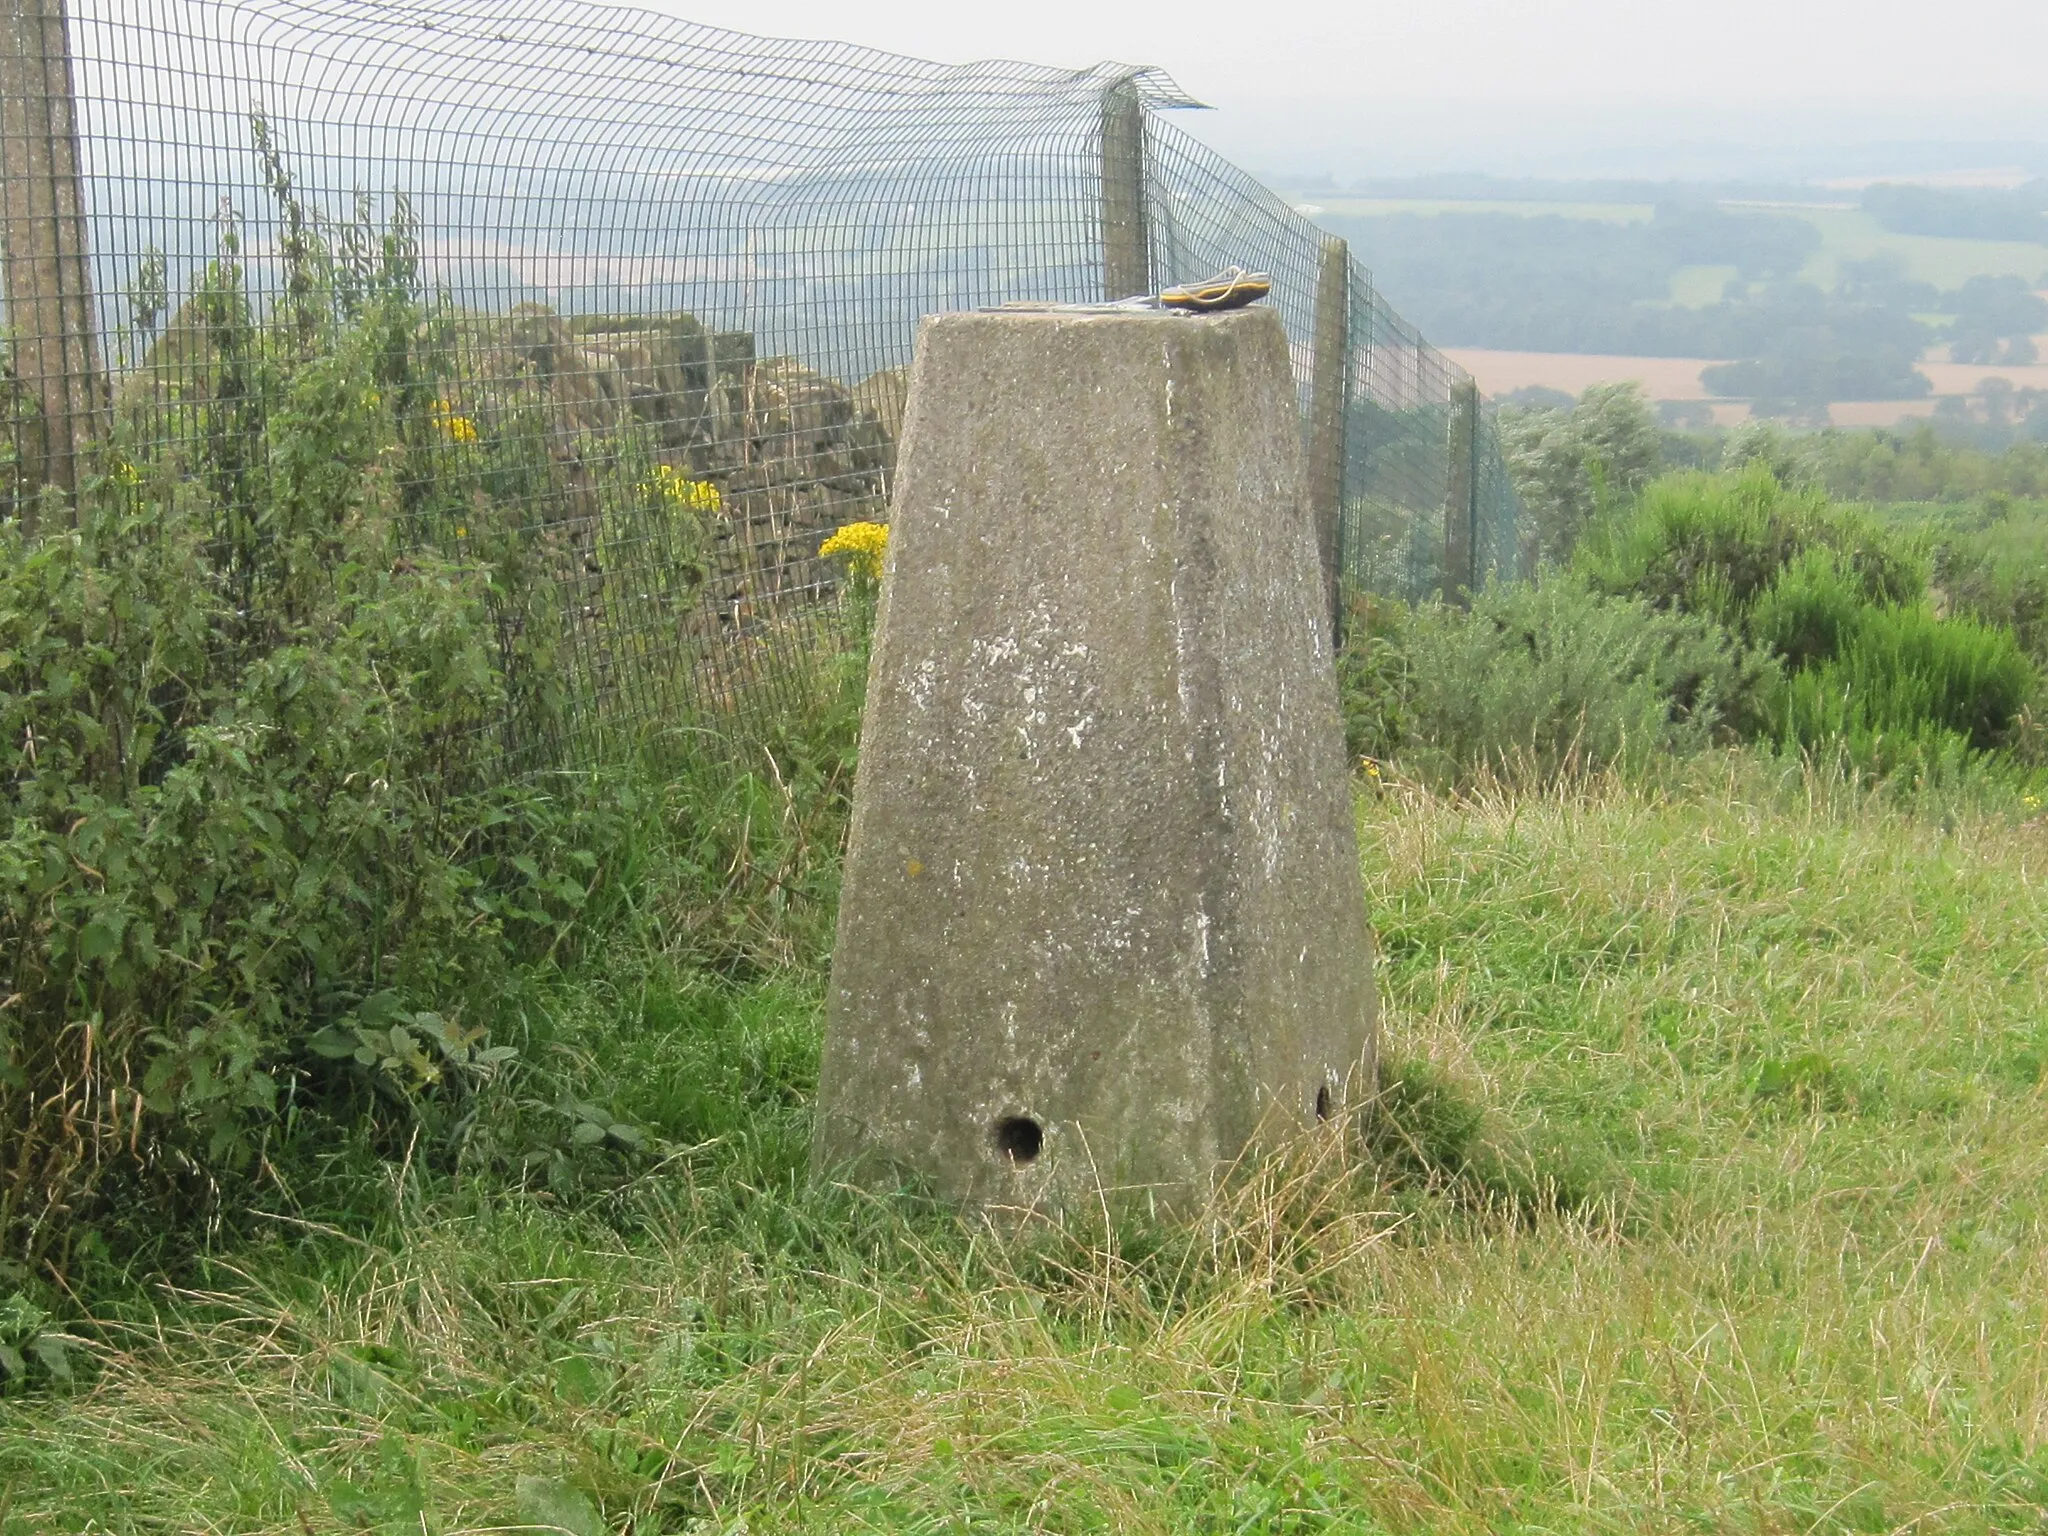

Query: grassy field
[[1283, 193, 2048, 295], [1788, 208, 2048, 293], [1667, 263, 1738, 308], [5, 758, 2046, 1532]]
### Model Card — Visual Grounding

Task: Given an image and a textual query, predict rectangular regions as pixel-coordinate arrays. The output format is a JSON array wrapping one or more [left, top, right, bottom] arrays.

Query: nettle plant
[[0, 124, 627, 1271]]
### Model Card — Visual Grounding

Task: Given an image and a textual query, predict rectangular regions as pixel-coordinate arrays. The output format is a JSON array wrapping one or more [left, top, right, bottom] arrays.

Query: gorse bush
[[1750, 545, 2034, 754], [1575, 465, 2038, 773], [1747, 545, 1868, 670], [1340, 579, 1769, 784], [1576, 462, 1926, 624], [1773, 603, 2036, 771]]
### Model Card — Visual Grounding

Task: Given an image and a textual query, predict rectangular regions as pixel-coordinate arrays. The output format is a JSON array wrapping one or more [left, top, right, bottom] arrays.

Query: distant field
[[1445, 349, 1720, 400], [1668, 263, 1737, 307], [1922, 357, 2048, 394], [1448, 344, 2048, 428], [1290, 194, 2048, 293], [1288, 196, 1654, 223], [1789, 208, 2048, 291]]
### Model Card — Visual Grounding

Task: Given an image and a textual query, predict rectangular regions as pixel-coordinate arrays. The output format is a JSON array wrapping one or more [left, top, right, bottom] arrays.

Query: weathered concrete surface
[[813, 305, 1378, 1210]]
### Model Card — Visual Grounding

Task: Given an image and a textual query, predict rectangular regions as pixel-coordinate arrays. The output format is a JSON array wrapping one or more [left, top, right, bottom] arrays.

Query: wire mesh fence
[[2, 0, 1523, 764]]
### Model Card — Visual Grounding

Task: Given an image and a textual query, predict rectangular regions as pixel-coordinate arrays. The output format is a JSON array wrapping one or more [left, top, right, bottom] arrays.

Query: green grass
[[5, 756, 2048, 1530]]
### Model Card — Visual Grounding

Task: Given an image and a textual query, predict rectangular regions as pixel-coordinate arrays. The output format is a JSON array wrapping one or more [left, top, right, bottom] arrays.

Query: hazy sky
[[637, 0, 2048, 178]]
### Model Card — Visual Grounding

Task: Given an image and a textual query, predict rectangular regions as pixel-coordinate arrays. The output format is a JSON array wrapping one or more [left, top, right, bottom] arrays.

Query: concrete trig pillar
[[813, 304, 1379, 1211]]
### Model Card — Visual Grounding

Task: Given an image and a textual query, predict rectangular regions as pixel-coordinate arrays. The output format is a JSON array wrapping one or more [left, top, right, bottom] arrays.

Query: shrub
[[0, 456, 637, 1271], [1770, 603, 2036, 763], [1499, 381, 1664, 564], [1748, 544, 1871, 670], [1576, 462, 1927, 625], [0, 149, 630, 1271], [1340, 578, 1770, 784], [1578, 465, 2037, 772]]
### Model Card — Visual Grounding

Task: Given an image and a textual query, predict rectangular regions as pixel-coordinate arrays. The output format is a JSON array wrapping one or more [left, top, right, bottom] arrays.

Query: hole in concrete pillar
[[993, 1115, 1044, 1165], [1314, 1084, 1332, 1121]]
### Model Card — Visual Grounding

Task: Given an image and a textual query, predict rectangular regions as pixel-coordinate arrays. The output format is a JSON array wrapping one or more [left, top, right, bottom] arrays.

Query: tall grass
[[7, 759, 2047, 1532]]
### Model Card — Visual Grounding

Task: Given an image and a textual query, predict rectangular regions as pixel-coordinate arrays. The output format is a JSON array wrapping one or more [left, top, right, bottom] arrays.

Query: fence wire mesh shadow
[[2, 0, 1523, 768]]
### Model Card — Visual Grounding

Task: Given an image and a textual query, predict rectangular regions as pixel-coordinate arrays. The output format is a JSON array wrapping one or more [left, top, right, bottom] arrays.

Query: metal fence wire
[[1, 0, 1524, 761]]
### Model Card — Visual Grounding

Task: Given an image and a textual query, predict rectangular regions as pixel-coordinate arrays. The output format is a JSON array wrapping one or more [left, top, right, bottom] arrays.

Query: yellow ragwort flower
[[650, 463, 722, 515], [431, 398, 479, 445], [819, 520, 889, 584]]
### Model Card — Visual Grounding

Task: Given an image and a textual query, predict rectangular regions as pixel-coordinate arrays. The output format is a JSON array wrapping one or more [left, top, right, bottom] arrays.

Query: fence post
[[1468, 384, 1485, 587], [1, 0, 104, 526], [1099, 77, 1150, 301], [1442, 378, 1479, 605], [1307, 237, 1348, 640]]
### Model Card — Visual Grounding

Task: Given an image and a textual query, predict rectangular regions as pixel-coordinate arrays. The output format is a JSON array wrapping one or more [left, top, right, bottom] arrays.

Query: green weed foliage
[[0, 369, 612, 1273], [0, 118, 858, 1275], [0, 449, 859, 1274]]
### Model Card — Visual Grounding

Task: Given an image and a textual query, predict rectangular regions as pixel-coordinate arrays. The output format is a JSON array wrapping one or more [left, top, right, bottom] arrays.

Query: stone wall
[[120, 298, 903, 659], [472, 304, 901, 643]]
